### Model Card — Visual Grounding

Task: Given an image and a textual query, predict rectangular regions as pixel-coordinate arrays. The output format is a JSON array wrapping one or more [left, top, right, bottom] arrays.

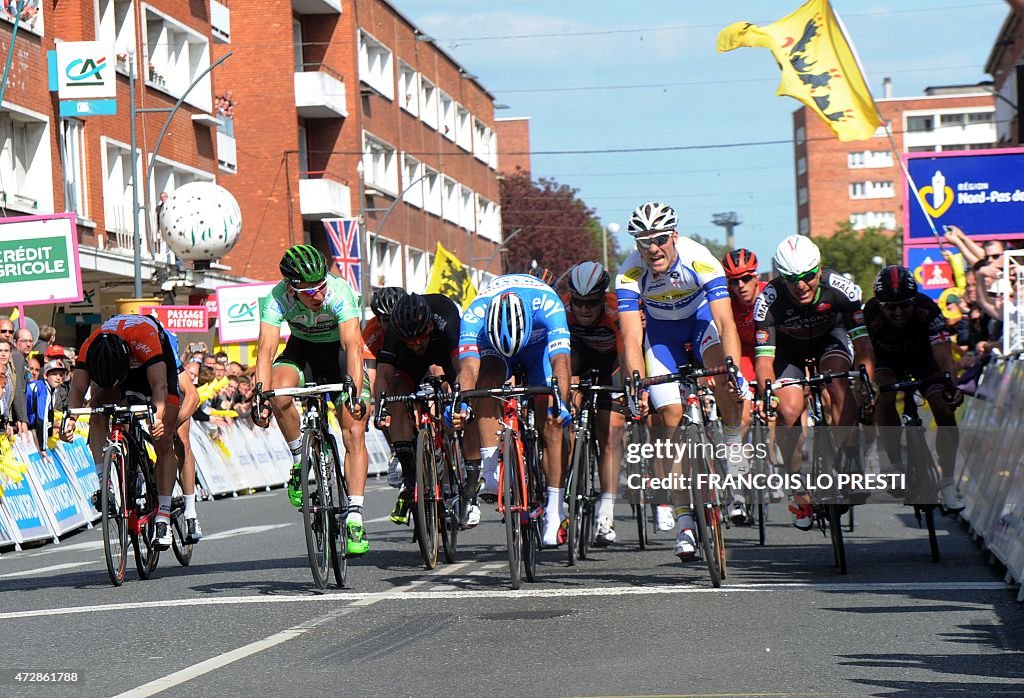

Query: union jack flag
[[323, 218, 360, 290]]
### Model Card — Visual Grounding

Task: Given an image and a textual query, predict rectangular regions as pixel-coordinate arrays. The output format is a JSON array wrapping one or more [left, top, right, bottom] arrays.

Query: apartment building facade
[[793, 83, 996, 238], [213, 0, 503, 298], [0, 1, 235, 345]]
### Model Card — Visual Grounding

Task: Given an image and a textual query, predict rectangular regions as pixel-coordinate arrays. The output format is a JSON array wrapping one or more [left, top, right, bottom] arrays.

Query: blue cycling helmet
[[486, 292, 532, 357]]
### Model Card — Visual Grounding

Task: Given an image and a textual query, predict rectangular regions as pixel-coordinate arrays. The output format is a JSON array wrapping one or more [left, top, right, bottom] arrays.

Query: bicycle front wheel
[[301, 430, 332, 589], [566, 423, 588, 566], [578, 442, 598, 561], [439, 438, 460, 564], [101, 445, 128, 587], [329, 434, 349, 588], [132, 465, 160, 580], [688, 426, 722, 588], [171, 498, 193, 566], [501, 429, 523, 589], [627, 421, 650, 550], [414, 429, 440, 570]]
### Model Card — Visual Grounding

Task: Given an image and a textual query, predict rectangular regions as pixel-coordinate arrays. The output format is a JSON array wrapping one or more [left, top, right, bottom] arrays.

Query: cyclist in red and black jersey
[[865, 266, 964, 511], [754, 235, 875, 530], [561, 262, 625, 546], [723, 249, 767, 386]]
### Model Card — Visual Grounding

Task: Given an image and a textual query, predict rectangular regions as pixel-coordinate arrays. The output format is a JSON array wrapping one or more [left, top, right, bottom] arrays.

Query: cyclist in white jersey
[[616, 202, 748, 560]]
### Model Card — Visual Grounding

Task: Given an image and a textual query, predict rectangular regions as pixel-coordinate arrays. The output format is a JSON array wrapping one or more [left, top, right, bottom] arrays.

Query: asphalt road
[[1, 478, 1021, 698]]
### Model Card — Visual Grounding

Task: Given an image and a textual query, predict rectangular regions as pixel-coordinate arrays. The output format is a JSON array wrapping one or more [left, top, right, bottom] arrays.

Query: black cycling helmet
[[391, 293, 433, 340], [370, 287, 406, 319], [279, 244, 327, 285], [86, 333, 130, 389], [873, 265, 917, 303]]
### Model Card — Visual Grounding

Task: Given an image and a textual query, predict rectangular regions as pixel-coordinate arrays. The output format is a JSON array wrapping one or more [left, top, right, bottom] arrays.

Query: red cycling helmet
[[722, 249, 758, 279]]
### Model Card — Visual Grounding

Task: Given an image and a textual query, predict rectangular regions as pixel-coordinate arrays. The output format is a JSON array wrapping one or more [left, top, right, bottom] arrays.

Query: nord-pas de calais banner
[[905, 148, 1024, 245], [0, 214, 83, 306], [215, 282, 290, 344], [140, 305, 209, 333], [19, 441, 91, 537]]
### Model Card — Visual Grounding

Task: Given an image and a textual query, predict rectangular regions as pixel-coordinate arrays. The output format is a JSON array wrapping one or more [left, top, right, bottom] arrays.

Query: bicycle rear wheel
[[171, 499, 193, 566], [628, 421, 649, 550], [101, 445, 128, 587], [566, 423, 588, 566], [828, 503, 847, 574], [439, 438, 460, 564], [501, 430, 523, 589], [133, 465, 160, 580], [578, 442, 598, 561], [923, 505, 940, 562], [415, 429, 440, 570], [300, 430, 332, 589], [329, 434, 349, 588], [688, 426, 722, 587]]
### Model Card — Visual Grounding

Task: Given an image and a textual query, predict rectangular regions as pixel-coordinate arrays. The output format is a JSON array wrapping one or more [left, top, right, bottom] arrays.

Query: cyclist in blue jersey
[[449, 274, 573, 546], [617, 202, 748, 561]]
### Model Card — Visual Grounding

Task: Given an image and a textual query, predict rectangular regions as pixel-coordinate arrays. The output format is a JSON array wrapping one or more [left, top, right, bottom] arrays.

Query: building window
[[797, 187, 808, 205], [402, 153, 423, 209], [101, 137, 139, 250], [439, 90, 456, 141], [397, 62, 419, 116], [906, 115, 933, 132], [940, 113, 966, 127], [799, 217, 809, 235], [849, 181, 895, 200], [98, 0, 133, 72], [968, 111, 994, 124], [369, 235, 401, 288], [442, 176, 459, 225], [423, 166, 441, 217], [459, 185, 475, 231], [849, 211, 897, 230], [419, 77, 438, 130], [795, 126, 805, 145], [363, 133, 398, 196], [848, 150, 893, 168], [144, 6, 212, 110], [796, 156, 807, 175], [456, 105, 472, 151], [358, 30, 394, 100], [907, 145, 935, 152], [473, 118, 495, 167], [476, 195, 500, 242], [0, 107, 53, 214], [406, 246, 428, 293], [60, 119, 89, 220], [2, 0, 43, 36]]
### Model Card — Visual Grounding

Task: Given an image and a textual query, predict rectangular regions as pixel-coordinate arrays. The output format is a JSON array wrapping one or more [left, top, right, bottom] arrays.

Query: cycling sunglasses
[[402, 330, 431, 347], [727, 274, 757, 286], [879, 298, 914, 311], [571, 295, 604, 309], [635, 232, 672, 249], [290, 279, 328, 296], [781, 267, 819, 284]]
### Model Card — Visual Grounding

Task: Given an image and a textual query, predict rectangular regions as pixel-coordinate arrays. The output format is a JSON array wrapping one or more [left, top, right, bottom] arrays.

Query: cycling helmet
[[391, 293, 433, 340], [86, 333, 130, 389], [773, 234, 821, 276], [627, 201, 678, 236], [529, 266, 555, 286], [873, 265, 917, 303], [369, 287, 406, 319], [279, 244, 327, 285], [568, 261, 610, 296], [722, 249, 759, 279], [486, 292, 533, 358]]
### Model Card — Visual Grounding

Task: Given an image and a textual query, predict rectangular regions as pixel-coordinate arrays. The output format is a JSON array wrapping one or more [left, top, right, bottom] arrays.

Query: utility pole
[[712, 212, 741, 250]]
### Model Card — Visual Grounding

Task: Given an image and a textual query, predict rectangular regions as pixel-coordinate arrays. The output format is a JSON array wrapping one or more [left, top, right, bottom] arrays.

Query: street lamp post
[[604, 222, 620, 269]]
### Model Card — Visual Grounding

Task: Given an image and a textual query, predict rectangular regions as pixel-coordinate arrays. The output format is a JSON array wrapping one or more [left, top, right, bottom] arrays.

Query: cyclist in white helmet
[[617, 201, 748, 561]]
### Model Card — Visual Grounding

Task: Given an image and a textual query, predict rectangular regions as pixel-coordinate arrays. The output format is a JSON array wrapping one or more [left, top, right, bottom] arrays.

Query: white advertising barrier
[[0, 437, 61, 546], [219, 423, 273, 491], [957, 356, 1024, 601], [235, 421, 289, 487], [188, 421, 241, 497], [325, 411, 391, 477], [17, 438, 92, 539]]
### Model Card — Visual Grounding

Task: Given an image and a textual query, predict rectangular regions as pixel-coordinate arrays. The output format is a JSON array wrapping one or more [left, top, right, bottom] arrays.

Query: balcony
[[292, 0, 341, 15], [211, 0, 230, 43], [294, 65, 347, 119], [217, 130, 237, 173], [299, 174, 352, 220]]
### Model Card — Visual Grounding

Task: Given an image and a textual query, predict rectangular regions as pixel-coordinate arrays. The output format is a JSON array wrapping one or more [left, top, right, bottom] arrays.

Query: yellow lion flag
[[425, 242, 477, 309], [718, 0, 881, 142]]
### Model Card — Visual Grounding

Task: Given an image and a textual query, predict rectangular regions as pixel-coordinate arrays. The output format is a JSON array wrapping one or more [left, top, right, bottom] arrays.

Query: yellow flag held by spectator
[[425, 242, 477, 309], [718, 0, 881, 142]]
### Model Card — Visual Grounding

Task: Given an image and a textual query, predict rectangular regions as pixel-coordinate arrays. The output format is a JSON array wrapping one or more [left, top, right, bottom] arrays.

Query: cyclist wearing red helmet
[[722, 249, 767, 386]]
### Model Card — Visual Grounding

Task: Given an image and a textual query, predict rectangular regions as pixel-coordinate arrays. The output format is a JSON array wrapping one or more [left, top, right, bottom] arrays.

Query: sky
[[398, 0, 1012, 269]]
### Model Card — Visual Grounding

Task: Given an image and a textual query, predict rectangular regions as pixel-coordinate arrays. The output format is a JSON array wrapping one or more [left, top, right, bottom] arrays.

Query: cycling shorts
[[274, 335, 371, 403], [643, 302, 721, 409], [571, 347, 623, 412], [481, 341, 554, 389], [874, 346, 944, 398], [773, 327, 853, 381]]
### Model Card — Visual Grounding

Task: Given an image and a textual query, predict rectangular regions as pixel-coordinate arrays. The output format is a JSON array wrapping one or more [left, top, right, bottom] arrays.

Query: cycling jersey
[[459, 274, 571, 361], [77, 315, 180, 402], [259, 274, 360, 343], [559, 292, 622, 355], [616, 237, 729, 321], [362, 316, 385, 361], [731, 281, 767, 382], [863, 293, 949, 353], [753, 269, 867, 359], [378, 294, 461, 383]]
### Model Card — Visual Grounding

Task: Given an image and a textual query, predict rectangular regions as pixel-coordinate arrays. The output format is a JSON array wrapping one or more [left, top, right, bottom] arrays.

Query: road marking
[[0, 581, 1011, 621], [0, 561, 96, 579]]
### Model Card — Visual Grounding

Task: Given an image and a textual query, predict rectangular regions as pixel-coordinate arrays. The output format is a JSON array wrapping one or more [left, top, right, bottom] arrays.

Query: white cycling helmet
[[627, 201, 678, 236], [567, 261, 610, 297], [486, 292, 532, 357], [773, 234, 821, 276]]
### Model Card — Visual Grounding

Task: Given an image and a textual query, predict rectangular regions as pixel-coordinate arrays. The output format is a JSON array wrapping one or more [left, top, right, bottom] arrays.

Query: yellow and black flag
[[425, 242, 477, 309], [718, 0, 881, 142]]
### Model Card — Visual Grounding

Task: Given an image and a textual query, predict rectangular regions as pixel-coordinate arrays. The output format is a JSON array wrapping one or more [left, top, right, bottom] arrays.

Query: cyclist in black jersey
[[865, 266, 965, 511], [754, 235, 875, 530], [374, 293, 463, 526]]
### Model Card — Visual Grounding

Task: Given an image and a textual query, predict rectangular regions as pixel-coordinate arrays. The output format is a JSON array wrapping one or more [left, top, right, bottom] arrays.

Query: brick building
[[0, 1, 235, 346], [793, 82, 996, 239], [986, 4, 1024, 145], [495, 116, 531, 177], [213, 0, 503, 300]]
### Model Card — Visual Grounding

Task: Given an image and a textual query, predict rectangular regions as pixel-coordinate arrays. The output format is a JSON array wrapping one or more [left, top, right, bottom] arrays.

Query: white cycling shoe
[[674, 520, 697, 561], [655, 505, 675, 532], [386, 455, 403, 488], [594, 516, 616, 546], [939, 484, 965, 512]]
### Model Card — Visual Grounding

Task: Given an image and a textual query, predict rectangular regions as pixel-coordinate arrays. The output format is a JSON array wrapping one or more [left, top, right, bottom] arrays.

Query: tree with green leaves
[[812, 223, 902, 299]]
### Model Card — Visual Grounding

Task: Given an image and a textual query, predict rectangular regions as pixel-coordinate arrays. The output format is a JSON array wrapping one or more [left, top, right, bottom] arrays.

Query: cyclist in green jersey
[[253, 245, 372, 556]]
